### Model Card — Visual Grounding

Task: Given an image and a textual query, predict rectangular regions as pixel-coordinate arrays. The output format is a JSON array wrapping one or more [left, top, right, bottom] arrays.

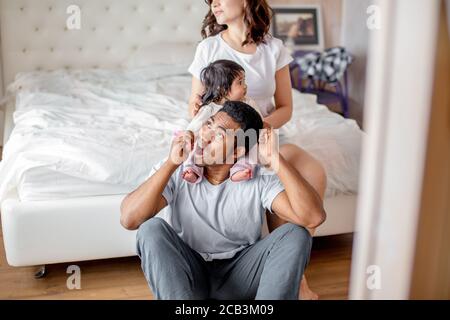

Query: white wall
[[341, 0, 373, 127]]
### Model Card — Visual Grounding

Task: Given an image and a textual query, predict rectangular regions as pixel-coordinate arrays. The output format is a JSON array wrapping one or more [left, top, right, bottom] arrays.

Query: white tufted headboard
[[0, 0, 208, 145]]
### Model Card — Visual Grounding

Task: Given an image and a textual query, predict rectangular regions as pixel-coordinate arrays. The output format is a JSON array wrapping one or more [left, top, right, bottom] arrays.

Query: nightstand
[[289, 50, 350, 118]]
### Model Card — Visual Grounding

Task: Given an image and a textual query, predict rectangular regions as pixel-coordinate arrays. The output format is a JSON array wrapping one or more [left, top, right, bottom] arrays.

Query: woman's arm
[[263, 65, 293, 129], [188, 76, 205, 118]]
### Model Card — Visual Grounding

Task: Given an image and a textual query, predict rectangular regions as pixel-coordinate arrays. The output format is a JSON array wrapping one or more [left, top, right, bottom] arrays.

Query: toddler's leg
[[230, 159, 255, 182], [230, 145, 258, 182], [182, 147, 204, 184], [172, 130, 204, 184]]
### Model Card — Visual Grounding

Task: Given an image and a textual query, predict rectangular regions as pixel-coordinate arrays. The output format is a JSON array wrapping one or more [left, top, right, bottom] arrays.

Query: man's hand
[[258, 127, 280, 171], [169, 130, 194, 166], [189, 94, 203, 117]]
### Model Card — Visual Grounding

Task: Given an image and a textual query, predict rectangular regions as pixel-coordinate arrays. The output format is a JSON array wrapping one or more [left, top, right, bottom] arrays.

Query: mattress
[[1, 189, 357, 267], [17, 167, 133, 201]]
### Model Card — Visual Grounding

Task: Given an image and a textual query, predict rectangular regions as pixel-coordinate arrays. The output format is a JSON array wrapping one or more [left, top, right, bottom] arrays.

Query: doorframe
[[349, 0, 440, 299]]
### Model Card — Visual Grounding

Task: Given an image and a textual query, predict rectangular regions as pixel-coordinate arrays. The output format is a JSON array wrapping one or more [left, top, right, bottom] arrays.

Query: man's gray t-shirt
[[147, 160, 285, 261]]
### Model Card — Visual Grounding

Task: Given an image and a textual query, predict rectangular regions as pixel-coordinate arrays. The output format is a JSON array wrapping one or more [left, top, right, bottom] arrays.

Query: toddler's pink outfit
[[177, 99, 261, 184]]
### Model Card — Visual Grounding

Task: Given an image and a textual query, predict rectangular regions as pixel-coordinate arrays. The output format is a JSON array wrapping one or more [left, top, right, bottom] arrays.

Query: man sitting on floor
[[120, 101, 326, 300]]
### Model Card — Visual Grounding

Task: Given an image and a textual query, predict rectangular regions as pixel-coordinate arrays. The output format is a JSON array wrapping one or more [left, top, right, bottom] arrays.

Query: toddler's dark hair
[[200, 60, 245, 106]]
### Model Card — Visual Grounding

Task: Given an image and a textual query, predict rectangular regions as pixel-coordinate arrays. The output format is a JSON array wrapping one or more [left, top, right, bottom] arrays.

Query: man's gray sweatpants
[[136, 217, 312, 300]]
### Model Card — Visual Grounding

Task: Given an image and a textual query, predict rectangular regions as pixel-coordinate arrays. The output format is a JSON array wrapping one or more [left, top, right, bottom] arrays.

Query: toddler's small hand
[[263, 121, 271, 129]]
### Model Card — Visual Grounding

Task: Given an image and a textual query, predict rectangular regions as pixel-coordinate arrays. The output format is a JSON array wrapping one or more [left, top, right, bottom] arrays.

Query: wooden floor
[[0, 228, 353, 300], [0, 146, 353, 299]]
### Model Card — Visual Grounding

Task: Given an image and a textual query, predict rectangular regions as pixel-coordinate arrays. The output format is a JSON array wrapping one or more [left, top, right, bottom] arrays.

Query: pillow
[[122, 43, 197, 68]]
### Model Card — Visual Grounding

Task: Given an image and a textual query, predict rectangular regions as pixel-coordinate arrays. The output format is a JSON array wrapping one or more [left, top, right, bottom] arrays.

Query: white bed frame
[[0, 0, 356, 269]]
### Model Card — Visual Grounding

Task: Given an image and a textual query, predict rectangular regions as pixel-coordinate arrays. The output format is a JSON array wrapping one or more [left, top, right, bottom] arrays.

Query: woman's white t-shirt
[[188, 32, 294, 118]]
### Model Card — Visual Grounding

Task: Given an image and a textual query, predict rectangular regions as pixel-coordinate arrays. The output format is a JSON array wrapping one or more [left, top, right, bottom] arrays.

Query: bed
[[0, 0, 361, 268]]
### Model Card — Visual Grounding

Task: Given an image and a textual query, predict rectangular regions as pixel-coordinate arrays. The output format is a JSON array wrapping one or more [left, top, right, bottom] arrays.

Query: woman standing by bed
[[187, 0, 326, 300]]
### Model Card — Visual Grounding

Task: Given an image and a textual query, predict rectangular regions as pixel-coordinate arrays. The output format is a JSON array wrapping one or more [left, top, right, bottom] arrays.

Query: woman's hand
[[189, 94, 203, 118], [189, 76, 205, 118]]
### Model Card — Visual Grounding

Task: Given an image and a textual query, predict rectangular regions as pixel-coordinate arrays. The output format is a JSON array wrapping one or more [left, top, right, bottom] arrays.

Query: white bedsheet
[[0, 65, 363, 201], [17, 167, 133, 201]]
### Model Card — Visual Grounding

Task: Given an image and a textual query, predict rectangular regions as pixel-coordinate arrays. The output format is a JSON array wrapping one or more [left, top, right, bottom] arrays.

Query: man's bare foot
[[299, 276, 319, 300], [230, 169, 252, 182], [183, 169, 200, 183]]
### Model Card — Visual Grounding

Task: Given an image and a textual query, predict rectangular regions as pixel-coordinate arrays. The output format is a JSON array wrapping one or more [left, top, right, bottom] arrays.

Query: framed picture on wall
[[271, 5, 324, 51]]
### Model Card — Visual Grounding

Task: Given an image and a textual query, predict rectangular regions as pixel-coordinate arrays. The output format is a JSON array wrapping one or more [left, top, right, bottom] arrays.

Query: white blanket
[[0, 65, 363, 201]]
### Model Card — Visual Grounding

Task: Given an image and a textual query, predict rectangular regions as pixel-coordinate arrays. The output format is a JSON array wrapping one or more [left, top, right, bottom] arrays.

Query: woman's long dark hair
[[200, 60, 245, 106], [201, 0, 273, 46]]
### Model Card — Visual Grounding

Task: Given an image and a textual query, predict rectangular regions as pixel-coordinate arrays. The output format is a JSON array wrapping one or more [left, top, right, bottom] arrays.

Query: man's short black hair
[[218, 101, 263, 153]]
